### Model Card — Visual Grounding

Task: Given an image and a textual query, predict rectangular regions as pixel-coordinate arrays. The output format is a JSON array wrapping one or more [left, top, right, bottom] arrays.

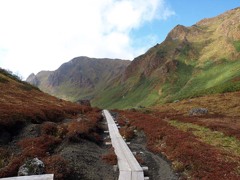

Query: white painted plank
[[0, 174, 54, 180], [103, 110, 144, 180]]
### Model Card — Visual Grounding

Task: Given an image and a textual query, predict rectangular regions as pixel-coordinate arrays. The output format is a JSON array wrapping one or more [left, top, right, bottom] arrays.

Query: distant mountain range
[[27, 57, 130, 102], [27, 7, 240, 109]]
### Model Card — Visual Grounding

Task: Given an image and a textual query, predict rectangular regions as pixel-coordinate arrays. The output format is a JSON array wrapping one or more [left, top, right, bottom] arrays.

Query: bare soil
[[129, 130, 179, 180]]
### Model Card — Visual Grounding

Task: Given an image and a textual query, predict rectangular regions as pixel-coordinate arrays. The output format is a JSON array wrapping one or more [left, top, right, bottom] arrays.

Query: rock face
[[26, 73, 39, 86], [18, 158, 45, 176]]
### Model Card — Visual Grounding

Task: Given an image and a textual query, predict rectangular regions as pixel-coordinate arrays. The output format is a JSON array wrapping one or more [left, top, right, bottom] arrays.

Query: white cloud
[[0, 0, 175, 79]]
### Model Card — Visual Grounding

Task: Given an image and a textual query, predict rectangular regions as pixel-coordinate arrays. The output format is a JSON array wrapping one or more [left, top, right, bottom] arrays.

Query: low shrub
[[41, 122, 58, 136], [43, 155, 71, 180], [18, 135, 61, 157], [102, 148, 117, 165]]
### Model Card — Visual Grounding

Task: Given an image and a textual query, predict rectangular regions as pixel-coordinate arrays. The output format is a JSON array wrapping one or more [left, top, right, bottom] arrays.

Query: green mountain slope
[[93, 7, 240, 109]]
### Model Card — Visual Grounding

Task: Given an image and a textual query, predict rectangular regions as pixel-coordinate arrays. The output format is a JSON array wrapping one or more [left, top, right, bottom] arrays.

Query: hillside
[[0, 68, 117, 179], [93, 7, 240, 109], [27, 56, 130, 102]]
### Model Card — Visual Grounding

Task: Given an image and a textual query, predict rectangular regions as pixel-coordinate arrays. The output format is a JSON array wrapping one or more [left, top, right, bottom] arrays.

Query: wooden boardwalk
[[103, 110, 145, 180], [0, 174, 53, 180]]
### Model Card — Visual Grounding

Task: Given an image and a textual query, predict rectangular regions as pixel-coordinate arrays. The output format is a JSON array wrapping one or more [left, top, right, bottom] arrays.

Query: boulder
[[189, 108, 208, 116], [18, 158, 45, 176]]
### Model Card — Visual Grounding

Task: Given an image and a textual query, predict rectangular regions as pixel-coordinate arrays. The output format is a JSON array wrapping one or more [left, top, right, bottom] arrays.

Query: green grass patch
[[162, 59, 240, 103], [233, 41, 240, 52], [169, 120, 240, 156], [93, 77, 160, 109]]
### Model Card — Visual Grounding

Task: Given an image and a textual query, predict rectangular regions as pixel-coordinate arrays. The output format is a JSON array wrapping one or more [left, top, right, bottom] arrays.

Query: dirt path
[[129, 131, 179, 180]]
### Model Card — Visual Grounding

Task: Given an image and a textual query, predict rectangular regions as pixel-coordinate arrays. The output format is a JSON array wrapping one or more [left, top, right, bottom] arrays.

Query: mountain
[[27, 57, 130, 101], [93, 7, 240, 109], [27, 8, 240, 109]]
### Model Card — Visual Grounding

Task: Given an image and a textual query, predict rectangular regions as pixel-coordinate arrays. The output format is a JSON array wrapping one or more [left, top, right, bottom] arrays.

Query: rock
[[189, 108, 208, 116], [18, 158, 45, 176]]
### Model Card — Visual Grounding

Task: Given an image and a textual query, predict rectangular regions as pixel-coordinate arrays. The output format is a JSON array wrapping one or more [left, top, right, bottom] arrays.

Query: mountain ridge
[[27, 7, 240, 109], [27, 56, 130, 101]]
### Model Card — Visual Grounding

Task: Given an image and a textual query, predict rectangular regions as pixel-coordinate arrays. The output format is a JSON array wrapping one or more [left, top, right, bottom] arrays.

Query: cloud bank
[[0, 0, 175, 79]]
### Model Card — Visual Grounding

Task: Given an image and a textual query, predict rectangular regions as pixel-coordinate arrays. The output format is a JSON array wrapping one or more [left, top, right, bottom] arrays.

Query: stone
[[189, 108, 208, 116], [18, 158, 45, 176]]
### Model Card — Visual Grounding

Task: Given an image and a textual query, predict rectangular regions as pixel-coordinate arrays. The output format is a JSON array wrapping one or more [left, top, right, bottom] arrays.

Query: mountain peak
[[166, 25, 190, 41]]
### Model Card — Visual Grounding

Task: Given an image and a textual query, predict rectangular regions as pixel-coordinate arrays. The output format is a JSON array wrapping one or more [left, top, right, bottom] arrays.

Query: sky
[[0, 0, 239, 79]]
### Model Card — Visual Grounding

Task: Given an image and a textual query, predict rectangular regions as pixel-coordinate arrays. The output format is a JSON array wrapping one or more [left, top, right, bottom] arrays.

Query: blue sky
[[0, 0, 239, 79], [132, 0, 240, 49]]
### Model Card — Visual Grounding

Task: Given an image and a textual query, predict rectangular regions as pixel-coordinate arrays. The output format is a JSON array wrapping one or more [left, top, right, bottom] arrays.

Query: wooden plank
[[103, 110, 144, 180], [0, 174, 54, 180]]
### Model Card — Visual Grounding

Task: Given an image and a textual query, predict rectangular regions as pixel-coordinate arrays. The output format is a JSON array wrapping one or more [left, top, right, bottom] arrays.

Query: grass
[[93, 77, 160, 109], [161, 59, 240, 103], [94, 57, 240, 109], [169, 120, 240, 157], [233, 40, 240, 52]]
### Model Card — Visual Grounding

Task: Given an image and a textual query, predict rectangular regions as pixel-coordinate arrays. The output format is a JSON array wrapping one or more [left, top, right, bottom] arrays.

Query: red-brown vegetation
[[118, 110, 240, 179], [119, 126, 134, 141], [134, 154, 144, 165], [18, 135, 61, 158], [67, 108, 102, 142], [43, 155, 71, 180], [0, 70, 105, 179], [0, 155, 25, 178], [102, 147, 117, 165], [153, 91, 240, 140], [41, 122, 58, 136]]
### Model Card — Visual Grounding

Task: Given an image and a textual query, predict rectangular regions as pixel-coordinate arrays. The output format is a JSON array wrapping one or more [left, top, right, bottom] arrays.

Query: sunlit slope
[[93, 8, 240, 109]]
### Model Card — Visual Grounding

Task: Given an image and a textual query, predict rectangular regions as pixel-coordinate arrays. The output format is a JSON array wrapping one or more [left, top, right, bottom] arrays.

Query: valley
[[1, 7, 240, 180]]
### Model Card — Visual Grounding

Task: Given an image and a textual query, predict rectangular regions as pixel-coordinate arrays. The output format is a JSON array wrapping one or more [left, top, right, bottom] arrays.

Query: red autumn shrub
[[57, 123, 68, 139], [41, 122, 58, 136], [135, 154, 144, 165], [43, 155, 71, 180], [119, 127, 134, 141], [0, 155, 25, 178], [119, 111, 240, 179], [18, 135, 61, 157], [102, 148, 117, 165]]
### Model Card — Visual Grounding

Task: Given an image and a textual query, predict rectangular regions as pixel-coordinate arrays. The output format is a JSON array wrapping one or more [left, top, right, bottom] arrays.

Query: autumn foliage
[[118, 110, 240, 179], [102, 147, 118, 166], [43, 155, 71, 180]]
